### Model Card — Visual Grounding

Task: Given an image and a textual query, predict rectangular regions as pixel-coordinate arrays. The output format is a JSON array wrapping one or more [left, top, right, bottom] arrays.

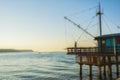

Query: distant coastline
[[0, 49, 33, 53]]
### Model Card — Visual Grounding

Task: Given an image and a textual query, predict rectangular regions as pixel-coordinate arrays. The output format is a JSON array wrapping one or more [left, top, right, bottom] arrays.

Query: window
[[106, 39, 114, 47], [105, 39, 114, 52]]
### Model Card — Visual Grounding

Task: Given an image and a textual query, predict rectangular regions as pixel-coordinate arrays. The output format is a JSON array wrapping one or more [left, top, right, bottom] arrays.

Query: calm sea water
[[0, 52, 118, 80]]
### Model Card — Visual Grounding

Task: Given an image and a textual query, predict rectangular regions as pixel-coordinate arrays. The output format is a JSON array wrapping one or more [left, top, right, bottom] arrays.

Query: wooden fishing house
[[95, 33, 120, 53], [65, 1, 120, 79], [67, 33, 120, 78], [67, 33, 120, 77]]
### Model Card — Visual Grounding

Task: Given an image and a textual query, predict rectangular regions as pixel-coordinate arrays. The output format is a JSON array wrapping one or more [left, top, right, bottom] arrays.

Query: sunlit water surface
[[0, 52, 118, 80]]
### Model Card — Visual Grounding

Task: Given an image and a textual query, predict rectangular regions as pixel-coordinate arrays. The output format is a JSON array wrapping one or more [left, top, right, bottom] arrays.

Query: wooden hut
[[95, 33, 120, 54]]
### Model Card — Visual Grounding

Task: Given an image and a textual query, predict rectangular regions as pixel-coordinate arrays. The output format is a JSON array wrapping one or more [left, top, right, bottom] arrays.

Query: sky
[[0, 0, 120, 51]]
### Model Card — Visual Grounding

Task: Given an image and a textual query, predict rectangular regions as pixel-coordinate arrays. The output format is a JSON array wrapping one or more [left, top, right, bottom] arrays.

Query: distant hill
[[0, 49, 33, 52]]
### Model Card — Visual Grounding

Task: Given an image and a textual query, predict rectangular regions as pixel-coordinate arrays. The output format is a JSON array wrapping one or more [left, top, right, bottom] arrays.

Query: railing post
[[74, 41, 77, 54]]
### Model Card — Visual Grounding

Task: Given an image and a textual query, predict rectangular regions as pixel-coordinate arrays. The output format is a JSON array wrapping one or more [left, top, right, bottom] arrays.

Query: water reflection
[[79, 72, 119, 80]]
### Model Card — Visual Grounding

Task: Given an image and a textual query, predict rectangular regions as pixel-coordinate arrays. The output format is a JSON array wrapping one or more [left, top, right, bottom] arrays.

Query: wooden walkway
[[67, 47, 120, 79]]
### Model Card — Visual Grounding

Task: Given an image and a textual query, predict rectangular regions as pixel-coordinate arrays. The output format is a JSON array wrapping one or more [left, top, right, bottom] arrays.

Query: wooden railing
[[67, 47, 98, 54], [67, 46, 120, 54]]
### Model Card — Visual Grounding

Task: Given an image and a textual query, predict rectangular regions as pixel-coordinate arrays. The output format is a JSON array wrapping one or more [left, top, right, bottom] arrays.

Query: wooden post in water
[[80, 64, 82, 76], [98, 66, 102, 79], [89, 56, 92, 77], [75, 41, 82, 77], [103, 56, 106, 76], [107, 56, 112, 77], [116, 56, 119, 77], [79, 56, 82, 76], [97, 56, 102, 78], [113, 37, 119, 77], [89, 65, 92, 77]]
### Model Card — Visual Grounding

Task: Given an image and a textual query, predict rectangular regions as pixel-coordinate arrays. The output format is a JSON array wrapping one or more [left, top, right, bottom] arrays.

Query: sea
[[0, 52, 119, 80]]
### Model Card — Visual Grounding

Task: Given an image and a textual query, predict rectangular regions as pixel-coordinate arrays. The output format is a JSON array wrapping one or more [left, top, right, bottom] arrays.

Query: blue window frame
[[105, 39, 114, 52]]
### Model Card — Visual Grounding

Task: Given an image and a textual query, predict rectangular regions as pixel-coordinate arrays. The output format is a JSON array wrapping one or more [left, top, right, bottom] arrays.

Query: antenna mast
[[97, 0, 103, 53], [97, 0, 102, 36]]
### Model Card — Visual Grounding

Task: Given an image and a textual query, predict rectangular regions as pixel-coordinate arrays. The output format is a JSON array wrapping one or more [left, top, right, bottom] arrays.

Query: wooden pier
[[65, 0, 120, 79], [67, 47, 120, 79]]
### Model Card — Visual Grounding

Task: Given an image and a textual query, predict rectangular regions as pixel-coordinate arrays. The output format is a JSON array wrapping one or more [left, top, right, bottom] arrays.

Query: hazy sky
[[0, 0, 120, 51]]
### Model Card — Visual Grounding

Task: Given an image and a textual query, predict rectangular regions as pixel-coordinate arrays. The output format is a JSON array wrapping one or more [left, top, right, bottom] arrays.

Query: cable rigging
[[64, 1, 104, 47], [68, 6, 98, 17], [64, 16, 94, 38], [102, 16, 112, 33], [76, 15, 97, 42], [103, 14, 120, 32]]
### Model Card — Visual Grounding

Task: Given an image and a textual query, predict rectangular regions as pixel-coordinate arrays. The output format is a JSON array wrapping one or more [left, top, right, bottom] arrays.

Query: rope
[[102, 16, 112, 34], [64, 18, 77, 47], [103, 14, 119, 32], [64, 19, 68, 48], [77, 15, 97, 42], [68, 6, 98, 17]]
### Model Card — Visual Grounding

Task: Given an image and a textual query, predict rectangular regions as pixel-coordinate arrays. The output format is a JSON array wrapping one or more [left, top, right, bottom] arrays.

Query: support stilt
[[98, 66, 102, 79], [89, 65, 92, 77], [116, 56, 119, 78], [80, 64, 82, 76], [108, 65, 112, 76], [79, 56, 82, 76], [108, 65, 112, 80], [103, 56, 106, 76], [103, 65, 106, 76], [107, 57, 112, 77]]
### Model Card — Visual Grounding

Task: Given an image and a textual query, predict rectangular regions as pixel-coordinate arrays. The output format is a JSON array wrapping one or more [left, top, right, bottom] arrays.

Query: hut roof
[[95, 33, 120, 39]]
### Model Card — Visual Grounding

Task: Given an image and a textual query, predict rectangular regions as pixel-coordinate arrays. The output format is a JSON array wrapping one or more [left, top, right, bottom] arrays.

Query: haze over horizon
[[0, 0, 120, 51]]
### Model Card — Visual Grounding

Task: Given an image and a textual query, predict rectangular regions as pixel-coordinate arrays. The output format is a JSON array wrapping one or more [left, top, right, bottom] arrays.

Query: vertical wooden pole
[[108, 65, 112, 77], [108, 65, 112, 80], [103, 56, 106, 76], [80, 64, 82, 76], [107, 56, 112, 78], [89, 56, 92, 77], [103, 65, 106, 76], [113, 37, 119, 77], [97, 56, 102, 79], [89, 65, 92, 77], [79, 75, 82, 80], [98, 66, 102, 79], [79, 56, 82, 76], [116, 56, 119, 78]]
